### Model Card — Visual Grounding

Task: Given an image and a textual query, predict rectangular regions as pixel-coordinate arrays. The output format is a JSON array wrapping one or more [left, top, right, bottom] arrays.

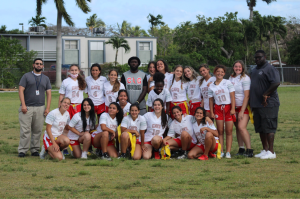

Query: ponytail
[[109, 69, 121, 92], [199, 64, 210, 86], [109, 102, 124, 125], [70, 64, 86, 90]]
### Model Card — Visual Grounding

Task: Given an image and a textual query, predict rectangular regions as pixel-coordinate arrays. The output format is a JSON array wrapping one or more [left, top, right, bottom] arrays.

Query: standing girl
[[169, 65, 189, 119], [119, 104, 147, 159], [155, 59, 173, 90], [85, 63, 107, 119], [146, 72, 172, 114], [199, 64, 216, 119], [183, 66, 202, 116], [147, 61, 156, 92], [67, 98, 96, 159], [117, 89, 131, 116], [40, 97, 71, 160], [143, 99, 169, 159], [104, 69, 125, 112], [208, 65, 235, 158], [229, 60, 253, 157], [91, 102, 123, 160]]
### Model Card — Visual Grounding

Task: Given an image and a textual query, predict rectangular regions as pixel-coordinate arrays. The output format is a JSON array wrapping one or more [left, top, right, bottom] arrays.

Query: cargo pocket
[[266, 118, 278, 129]]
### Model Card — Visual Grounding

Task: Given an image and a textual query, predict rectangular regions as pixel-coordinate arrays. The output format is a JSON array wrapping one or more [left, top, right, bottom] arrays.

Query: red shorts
[[189, 101, 201, 116], [91, 134, 114, 149], [173, 138, 196, 150], [197, 142, 219, 153], [206, 110, 211, 113], [68, 104, 81, 119], [105, 106, 109, 113], [69, 140, 80, 146], [143, 141, 152, 145], [94, 103, 105, 115], [43, 134, 53, 150], [214, 104, 233, 121], [235, 106, 249, 114], [170, 101, 188, 119]]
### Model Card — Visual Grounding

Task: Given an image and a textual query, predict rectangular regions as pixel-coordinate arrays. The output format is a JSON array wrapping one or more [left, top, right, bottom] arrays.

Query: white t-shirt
[[94, 112, 118, 135], [229, 75, 251, 107], [208, 79, 235, 105], [118, 102, 131, 115], [167, 115, 197, 144], [170, 79, 188, 102], [143, 112, 168, 142], [147, 74, 155, 88], [121, 115, 147, 142], [85, 76, 107, 106], [59, 77, 84, 104], [187, 76, 202, 102], [193, 122, 218, 145], [68, 112, 94, 140], [44, 108, 70, 138], [103, 81, 125, 106], [200, 76, 216, 110], [146, 89, 172, 108]]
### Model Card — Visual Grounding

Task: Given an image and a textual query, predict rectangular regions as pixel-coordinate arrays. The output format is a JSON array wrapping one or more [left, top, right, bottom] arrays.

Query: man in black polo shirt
[[250, 50, 280, 159]]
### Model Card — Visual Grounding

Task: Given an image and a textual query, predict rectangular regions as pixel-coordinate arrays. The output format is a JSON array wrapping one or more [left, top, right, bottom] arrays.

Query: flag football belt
[[161, 145, 171, 160]]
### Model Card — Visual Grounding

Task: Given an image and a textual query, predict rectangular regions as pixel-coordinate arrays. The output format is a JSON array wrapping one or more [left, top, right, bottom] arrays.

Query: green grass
[[0, 88, 300, 198]]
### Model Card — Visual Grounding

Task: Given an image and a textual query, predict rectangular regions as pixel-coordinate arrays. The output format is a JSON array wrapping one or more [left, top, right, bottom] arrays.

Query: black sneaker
[[118, 153, 126, 159], [177, 150, 188, 159], [171, 149, 183, 158], [18, 152, 25, 158], [236, 148, 245, 156], [31, 152, 39, 156], [95, 149, 102, 157], [244, 149, 254, 158], [101, 152, 111, 161]]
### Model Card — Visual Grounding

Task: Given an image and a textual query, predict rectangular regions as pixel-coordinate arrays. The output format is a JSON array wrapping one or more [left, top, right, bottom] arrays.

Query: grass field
[[0, 87, 300, 198]]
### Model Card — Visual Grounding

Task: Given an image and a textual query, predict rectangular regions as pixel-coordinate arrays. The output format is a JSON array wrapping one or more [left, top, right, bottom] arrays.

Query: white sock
[[81, 151, 87, 158], [239, 146, 245, 149]]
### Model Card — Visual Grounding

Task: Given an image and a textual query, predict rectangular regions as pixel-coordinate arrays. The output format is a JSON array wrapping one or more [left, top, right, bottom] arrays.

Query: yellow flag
[[161, 145, 171, 160]]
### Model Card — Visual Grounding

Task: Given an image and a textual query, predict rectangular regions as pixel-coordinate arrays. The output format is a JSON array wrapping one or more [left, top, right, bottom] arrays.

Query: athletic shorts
[[43, 134, 58, 150], [105, 106, 109, 113], [94, 103, 105, 115], [197, 142, 218, 153], [170, 101, 189, 119], [69, 140, 80, 146], [143, 141, 152, 145], [173, 138, 196, 151], [189, 101, 201, 116], [235, 106, 249, 114], [206, 110, 211, 113], [91, 131, 114, 149], [252, 107, 279, 134], [68, 104, 81, 119], [214, 104, 233, 121]]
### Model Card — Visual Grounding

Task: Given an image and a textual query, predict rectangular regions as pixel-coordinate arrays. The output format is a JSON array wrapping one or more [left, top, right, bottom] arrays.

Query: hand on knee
[[121, 132, 129, 140]]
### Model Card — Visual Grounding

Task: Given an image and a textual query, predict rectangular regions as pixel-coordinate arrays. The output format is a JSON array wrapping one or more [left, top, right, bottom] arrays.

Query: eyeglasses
[[35, 63, 43, 65]]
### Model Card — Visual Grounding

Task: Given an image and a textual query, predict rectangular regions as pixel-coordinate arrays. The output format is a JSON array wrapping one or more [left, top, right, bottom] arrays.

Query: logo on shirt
[[152, 124, 161, 129], [215, 89, 225, 95], [259, 71, 263, 75], [190, 84, 196, 89], [129, 126, 137, 131], [91, 85, 100, 90], [180, 127, 188, 133], [127, 77, 142, 84], [72, 86, 79, 90], [110, 124, 117, 129], [171, 88, 179, 92]]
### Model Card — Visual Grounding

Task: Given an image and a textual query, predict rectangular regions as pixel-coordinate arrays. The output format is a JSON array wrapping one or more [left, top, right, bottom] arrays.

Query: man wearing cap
[[121, 57, 148, 115]]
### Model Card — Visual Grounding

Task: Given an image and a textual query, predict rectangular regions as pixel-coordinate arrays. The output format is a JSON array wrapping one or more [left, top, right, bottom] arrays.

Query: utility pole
[[19, 23, 24, 32]]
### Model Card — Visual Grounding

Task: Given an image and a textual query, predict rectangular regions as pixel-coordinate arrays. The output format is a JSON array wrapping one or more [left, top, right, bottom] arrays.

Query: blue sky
[[1, 0, 300, 31]]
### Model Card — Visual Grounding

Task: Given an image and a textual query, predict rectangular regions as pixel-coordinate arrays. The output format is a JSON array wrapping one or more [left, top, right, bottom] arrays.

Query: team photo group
[[18, 49, 280, 162]]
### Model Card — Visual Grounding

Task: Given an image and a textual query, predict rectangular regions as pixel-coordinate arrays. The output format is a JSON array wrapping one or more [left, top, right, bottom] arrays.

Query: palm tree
[[36, 0, 91, 88], [28, 15, 47, 29], [147, 14, 165, 35], [253, 11, 272, 49], [247, 0, 277, 21], [86, 14, 105, 33], [130, 26, 149, 37], [117, 20, 132, 37], [105, 37, 130, 67]]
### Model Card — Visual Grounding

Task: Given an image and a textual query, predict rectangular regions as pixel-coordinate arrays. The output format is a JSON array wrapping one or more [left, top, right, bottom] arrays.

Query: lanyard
[[32, 72, 42, 90]]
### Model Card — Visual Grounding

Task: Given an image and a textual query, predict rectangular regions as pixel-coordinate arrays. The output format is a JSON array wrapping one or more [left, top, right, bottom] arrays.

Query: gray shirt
[[19, 72, 52, 106], [249, 62, 280, 108]]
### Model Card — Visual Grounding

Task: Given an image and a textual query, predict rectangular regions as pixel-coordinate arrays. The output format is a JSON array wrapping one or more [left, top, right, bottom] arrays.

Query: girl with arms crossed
[[117, 89, 131, 116]]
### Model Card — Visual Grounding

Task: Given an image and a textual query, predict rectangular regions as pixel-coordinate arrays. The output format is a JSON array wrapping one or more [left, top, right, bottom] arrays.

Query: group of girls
[[40, 59, 253, 161]]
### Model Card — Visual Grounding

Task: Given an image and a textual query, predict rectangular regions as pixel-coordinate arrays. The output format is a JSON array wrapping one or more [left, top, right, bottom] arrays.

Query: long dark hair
[[90, 63, 102, 77], [109, 102, 124, 125], [153, 99, 168, 128], [148, 61, 156, 73], [116, 89, 130, 103], [70, 64, 86, 90], [199, 64, 210, 86], [108, 69, 121, 92], [80, 98, 96, 131], [155, 59, 169, 73], [194, 107, 206, 125], [172, 106, 183, 122]]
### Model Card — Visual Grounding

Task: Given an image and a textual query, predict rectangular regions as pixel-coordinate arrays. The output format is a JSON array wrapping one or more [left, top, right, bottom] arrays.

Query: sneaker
[[71, 151, 73, 157], [198, 154, 208, 161], [171, 150, 181, 158], [63, 149, 69, 155], [81, 151, 88, 159], [225, 152, 231, 159], [221, 152, 224, 158], [260, 151, 276, 159], [18, 152, 25, 158], [154, 151, 160, 159], [254, 150, 267, 158], [177, 151, 187, 159], [31, 152, 39, 156], [118, 153, 126, 159], [244, 149, 254, 158], [236, 148, 245, 156], [61, 151, 65, 160], [96, 149, 102, 157], [208, 151, 216, 158], [40, 146, 47, 159], [102, 152, 111, 161]]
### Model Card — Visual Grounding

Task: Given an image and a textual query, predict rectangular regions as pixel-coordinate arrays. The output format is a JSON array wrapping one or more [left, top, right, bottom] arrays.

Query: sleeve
[[266, 66, 280, 84], [146, 92, 152, 107], [143, 75, 147, 86], [120, 116, 128, 128], [45, 111, 55, 125], [99, 113, 107, 125], [143, 112, 149, 121], [206, 122, 217, 130], [19, 74, 27, 87], [139, 116, 147, 130], [227, 80, 235, 93], [242, 76, 251, 91], [68, 114, 79, 128], [59, 80, 66, 94], [208, 87, 213, 98], [120, 83, 125, 90], [120, 74, 126, 87], [167, 121, 175, 137], [45, 77, 52, 90], [188, 115, 196, 123], [165, 89, 173, 102], [149, 81, 155, 88], [66, 113, 71, 125], [84, 78, 88, 93]]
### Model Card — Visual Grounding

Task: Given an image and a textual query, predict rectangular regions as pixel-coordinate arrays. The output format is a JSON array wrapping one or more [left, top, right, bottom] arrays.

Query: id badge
[[36, 90, 40, 95]]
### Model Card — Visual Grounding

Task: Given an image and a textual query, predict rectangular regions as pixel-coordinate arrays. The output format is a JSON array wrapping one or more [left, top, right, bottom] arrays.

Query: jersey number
[[72, 91, 79, 98], [152, 129, 160, 135], [217, 95, 227, 102]]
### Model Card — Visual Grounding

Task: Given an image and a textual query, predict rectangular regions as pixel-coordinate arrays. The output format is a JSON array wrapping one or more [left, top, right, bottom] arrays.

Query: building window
[[90, 41, 104, 65], [64, 40, 79, 64], [65, 40, 78, 49], [139, 42, 150, 51], [138, 42, 151, 64]]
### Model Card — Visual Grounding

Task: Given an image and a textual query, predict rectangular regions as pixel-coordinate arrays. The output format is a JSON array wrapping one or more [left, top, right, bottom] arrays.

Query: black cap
[[128, 56, 141, 66]]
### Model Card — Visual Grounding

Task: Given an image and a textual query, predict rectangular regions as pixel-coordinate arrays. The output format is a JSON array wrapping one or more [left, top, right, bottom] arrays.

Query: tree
[[287, 35, 300, 65], [36, 0, 91, 88], [86, 14, 105, 33], [28, 15, 47, 29], [147, 14, 165, 35], [247, 0, 277, 21], [105, 37, 130, 67], [0, 25, 7, 33], [253, 11, 272, 49]]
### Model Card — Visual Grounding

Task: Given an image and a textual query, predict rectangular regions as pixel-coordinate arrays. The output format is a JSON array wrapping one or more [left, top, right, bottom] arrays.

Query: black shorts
[[252, 107, 279, 134]]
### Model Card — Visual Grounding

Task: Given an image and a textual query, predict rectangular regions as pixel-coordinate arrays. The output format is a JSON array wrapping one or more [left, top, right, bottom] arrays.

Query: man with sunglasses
[[18, 58, 52, 158], [250, 50, 280, 160]]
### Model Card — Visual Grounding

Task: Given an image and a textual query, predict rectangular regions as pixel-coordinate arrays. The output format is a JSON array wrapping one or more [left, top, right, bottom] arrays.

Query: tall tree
[[147, 14, 165, 35], [28, 15, 47, 29], [86, 13, 105, 33], [247, 0, 277, 21], [36, 0, 91, 88], [105, 37, 130, 67], [253, 11, 272, 49]]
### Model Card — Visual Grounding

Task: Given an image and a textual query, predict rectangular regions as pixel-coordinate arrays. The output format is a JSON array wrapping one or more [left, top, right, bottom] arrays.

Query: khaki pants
[[18, 106, 45, 154]]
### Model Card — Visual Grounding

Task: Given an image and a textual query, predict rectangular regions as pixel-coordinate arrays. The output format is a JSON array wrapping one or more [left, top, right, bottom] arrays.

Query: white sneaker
[[39, 145, 47, 159], [225, 152, 231, 159], [61, 151, 65, 160], [221, 152, 224, 157], [255, 150, 267, 158], [81, 151, 88, 159], [260, 151, 276, 159]]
